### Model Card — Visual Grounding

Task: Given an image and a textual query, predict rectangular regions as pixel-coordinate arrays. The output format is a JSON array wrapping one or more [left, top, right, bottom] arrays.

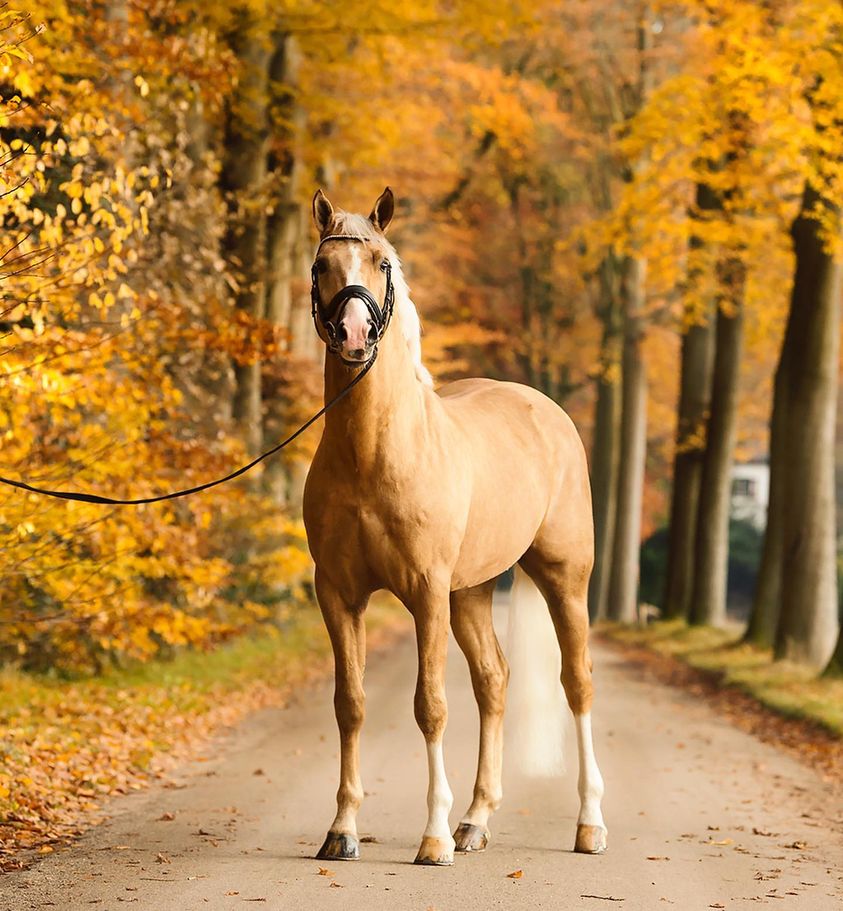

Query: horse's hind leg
[[520, 548, 608, 854], [450, 579, 508, 853], [314, 572, 367, 861]]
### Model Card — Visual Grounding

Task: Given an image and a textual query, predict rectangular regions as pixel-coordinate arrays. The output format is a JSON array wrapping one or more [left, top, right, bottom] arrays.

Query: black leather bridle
[[310, 234, 395, 362]]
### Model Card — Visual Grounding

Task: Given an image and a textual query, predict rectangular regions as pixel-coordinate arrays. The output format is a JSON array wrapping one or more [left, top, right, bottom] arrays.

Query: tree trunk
[[824, 629, 843, 677], [744, 360, 788, 647], [589, 253, 623, 622], [663, 318, 715, 619], [262, 32, 303, 504], [774, 184, 841, 667], [662, 183, 718, 619], [607, 255, 648, 624], [220, 15, 271, 456], [688, 256, 745, 627]]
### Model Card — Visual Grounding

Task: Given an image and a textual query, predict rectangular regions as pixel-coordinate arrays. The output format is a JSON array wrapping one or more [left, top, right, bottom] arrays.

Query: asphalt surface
[[3, 605, 842, 911]]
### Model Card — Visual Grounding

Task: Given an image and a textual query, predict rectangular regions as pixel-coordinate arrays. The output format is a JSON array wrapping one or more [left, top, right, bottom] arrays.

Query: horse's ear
[[312, 189, 334, 235], [369, 187, 395, 233]]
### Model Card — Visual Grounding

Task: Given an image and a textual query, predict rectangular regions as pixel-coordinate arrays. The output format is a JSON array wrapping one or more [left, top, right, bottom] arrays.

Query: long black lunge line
[[0, 355, 375, 506]]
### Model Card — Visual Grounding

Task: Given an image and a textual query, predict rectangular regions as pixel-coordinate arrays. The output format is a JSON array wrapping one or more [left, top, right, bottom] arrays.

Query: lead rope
[[0, 354, 376, 506]]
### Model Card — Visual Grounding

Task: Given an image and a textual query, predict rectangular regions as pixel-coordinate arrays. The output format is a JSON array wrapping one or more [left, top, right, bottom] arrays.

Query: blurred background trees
[[1, 0, 841, 674]]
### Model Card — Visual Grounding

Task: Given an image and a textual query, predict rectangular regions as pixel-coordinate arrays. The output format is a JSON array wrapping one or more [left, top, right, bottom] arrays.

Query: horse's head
[[310, 188, 396, 366]]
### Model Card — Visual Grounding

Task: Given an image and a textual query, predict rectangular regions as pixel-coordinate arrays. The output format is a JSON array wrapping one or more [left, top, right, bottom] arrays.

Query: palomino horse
[[303, 188, 606, 866]]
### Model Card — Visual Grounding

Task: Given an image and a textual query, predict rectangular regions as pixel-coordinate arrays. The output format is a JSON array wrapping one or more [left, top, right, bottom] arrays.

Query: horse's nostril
[[367, 323, 378, 343], [335, 324, 348, 344]]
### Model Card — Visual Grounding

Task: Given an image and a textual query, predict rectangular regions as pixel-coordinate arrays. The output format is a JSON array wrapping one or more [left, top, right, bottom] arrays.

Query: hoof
[[316, 831, 360, 861], [453, 822, 489, 853], [414, 835, 455, 866], [574, 823, 608, 855]]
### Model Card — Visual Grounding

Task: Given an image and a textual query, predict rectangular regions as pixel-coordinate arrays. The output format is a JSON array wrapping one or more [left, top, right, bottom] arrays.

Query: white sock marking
[[574, 712, 605, 828], [423, 740, 454, 841]]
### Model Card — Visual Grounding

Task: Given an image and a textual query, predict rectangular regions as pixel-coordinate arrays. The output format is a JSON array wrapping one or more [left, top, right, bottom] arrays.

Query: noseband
[[310, 234, 395, 361]]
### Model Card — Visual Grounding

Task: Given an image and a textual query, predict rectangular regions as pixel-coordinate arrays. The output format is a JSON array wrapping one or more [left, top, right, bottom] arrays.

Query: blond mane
[[330, 211, 433, 387]]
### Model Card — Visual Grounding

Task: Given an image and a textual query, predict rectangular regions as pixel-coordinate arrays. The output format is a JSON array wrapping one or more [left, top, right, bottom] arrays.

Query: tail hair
[[504, 565, 568, 777]]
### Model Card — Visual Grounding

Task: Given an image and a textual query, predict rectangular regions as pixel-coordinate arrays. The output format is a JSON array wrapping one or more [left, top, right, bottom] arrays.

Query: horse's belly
[[450, 476, 548, 589]]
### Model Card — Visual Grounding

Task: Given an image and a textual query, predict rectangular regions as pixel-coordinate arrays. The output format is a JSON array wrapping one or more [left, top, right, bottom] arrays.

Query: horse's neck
[[322, 329, 426, 472]]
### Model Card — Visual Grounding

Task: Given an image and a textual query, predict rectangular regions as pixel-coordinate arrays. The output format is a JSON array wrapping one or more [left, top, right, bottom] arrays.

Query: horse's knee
[[414, 683, 447, 740], [335, 681, 365, 733], [561, 652, 594, 715], [472, 657, 509, 716]]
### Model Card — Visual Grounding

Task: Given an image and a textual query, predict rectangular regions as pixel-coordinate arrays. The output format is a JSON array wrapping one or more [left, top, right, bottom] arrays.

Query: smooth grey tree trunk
[[688, 259, 745, 627], [589, 254, 623, 622], [607, 256, 648, 624], [774, 184, 841, 667]]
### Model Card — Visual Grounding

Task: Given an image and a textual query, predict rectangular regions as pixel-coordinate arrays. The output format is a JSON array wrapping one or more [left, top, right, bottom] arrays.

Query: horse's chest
[[307, 479, 457, 594]]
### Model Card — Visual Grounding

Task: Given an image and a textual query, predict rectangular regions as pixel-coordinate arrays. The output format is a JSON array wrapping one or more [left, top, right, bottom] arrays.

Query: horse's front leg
[[315, 572, 367, 861], [410, 586, 456, 866]]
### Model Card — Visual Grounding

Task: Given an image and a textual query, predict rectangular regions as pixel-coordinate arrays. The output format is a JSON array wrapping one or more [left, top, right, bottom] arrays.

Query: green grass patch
[[599, 619, 843, 737]]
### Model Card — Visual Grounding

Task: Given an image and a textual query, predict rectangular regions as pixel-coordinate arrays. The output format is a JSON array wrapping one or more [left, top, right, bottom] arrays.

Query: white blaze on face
[[339, 245, 372, 357]]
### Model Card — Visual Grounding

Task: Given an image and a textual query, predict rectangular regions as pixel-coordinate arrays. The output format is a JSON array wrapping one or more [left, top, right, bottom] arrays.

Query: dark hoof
[[574, 824, 608, 854], [316, 831, 360, 861], [414, 835, 455, 866], [453, 822, 489, 853]]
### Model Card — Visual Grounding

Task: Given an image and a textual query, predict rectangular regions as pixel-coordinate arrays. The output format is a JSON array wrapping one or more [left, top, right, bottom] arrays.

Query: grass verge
[[0, 596, 406, 870], [599, 620, 843, 736], [597, 619, 843, 783]]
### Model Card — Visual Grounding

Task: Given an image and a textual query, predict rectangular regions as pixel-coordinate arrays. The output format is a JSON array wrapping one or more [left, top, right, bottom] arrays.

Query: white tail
[[504, 565, 569, 777]]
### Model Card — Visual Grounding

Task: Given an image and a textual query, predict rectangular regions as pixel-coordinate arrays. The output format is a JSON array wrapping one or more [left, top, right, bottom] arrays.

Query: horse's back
[[436, 377, 585, 462]]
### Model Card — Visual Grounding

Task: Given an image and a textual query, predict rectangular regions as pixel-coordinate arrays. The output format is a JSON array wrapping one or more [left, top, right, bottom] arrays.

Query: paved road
[[3, 607, 842, 911]]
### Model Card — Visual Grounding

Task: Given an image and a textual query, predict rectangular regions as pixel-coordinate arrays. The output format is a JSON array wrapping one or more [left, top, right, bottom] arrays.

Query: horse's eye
[[380, 259, 389, 272], [315, 259, 328, 274]]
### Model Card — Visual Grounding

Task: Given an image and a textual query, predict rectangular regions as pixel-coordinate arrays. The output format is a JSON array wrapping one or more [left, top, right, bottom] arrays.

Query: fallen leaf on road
[[709, 904, 725, 908], [507, 870, 523, 879], [38, 846, 54, 854], [707, 838, 733, 846], [646, 856, 670, 861], [329, 882, 343, 888], [253, 769, 264, 776], [244, 899, 267, 902], [155, 852, 171, 864], [752, 828, 775, 837], [224, 890, 239, 895], [360, 835, 379, 843], [158, 812, 176, 821], [317, 867, 334, 877], [785, 841, 807, 850]]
